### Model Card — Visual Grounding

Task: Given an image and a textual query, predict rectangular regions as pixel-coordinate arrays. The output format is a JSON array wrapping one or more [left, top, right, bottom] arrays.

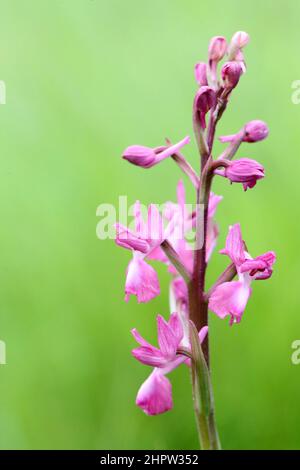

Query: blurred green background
[[0, 0, 299, 450]]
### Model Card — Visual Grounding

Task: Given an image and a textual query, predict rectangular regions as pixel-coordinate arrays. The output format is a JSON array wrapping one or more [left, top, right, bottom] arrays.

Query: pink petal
[[125, 256, 160, 303], [168, 312, 184, 344], [157, 315, 178, 359], [199, 326, 208, 344], [131, 328, 153, 348], [132, 347, 167, 367], [220, 223, 245, 267], [136, 370, 173, 416], [208, 280, 252, 324]]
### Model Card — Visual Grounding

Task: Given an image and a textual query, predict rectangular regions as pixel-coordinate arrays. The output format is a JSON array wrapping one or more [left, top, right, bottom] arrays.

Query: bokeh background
[[0, 0, 299, 450]]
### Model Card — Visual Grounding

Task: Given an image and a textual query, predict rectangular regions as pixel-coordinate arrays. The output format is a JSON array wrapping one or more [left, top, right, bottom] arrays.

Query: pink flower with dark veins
[[132, 313, 208, 415], [209, 224, 276, 324]]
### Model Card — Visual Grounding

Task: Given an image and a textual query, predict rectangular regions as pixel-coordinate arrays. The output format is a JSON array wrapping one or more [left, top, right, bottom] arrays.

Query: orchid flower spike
[[122, 136, 190, 168], [116, 202, 165, 303]]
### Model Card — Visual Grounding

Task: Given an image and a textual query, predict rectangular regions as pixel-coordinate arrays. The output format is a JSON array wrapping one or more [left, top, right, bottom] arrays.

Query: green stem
[[189, 321, 221, 450]]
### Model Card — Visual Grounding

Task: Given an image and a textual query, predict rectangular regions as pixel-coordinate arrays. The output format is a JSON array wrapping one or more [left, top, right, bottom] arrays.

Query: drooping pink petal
[[155, 136, 191, 164], [136, 370, 173, 416], [220, 223, 245, 267], [208, 280, 252, 324], [125, 255, 160, 303], [157, 315, 178, 359]]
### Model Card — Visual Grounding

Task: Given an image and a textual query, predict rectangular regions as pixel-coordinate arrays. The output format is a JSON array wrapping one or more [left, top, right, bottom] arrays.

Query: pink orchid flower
[[209, 224, 276, 325], [116, 202, 165, 303], [132, 312, 208, 415]]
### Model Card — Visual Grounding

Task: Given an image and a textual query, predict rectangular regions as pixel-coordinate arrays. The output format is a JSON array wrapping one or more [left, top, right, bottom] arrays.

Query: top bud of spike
[[228, 31, 249, 60], [208, 36, 227, 62]]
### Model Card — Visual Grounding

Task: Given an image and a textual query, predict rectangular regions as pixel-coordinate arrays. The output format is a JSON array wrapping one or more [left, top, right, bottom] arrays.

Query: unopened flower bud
[[228, 31, 249, 61], [194, 62, 208, 86], [208, 36, 227, 62], [223, 158, 265, 190], [244, 120, 269, 142], [221, 61, 243, 90], [123, 145, 156, 168], [219, 120, 269, 145], [231, 31, 249, 49], [193, 86, 216, 129], [122, 137, 190, 168]]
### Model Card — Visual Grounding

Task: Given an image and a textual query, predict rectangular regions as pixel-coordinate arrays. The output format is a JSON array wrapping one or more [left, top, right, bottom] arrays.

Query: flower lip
[[136, 370, 173, 416]]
